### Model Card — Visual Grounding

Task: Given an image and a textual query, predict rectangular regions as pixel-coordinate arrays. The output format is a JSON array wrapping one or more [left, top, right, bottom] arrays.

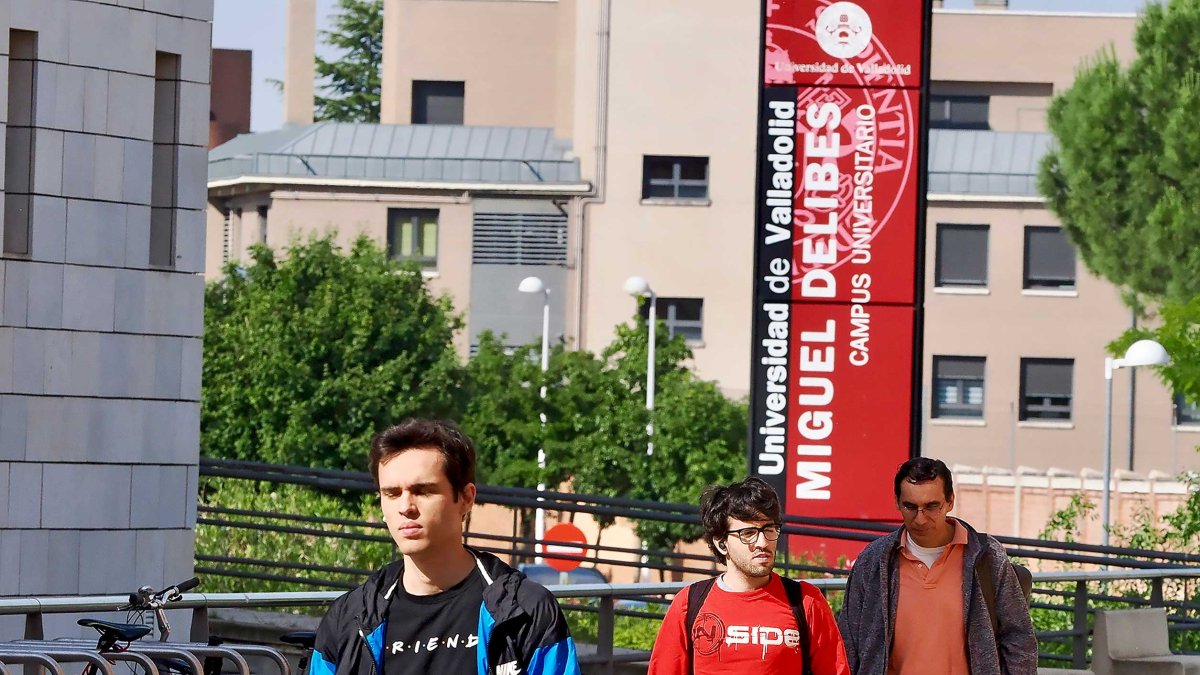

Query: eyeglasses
[[898, 502, 946, 516], [726, 524, 782, 545]]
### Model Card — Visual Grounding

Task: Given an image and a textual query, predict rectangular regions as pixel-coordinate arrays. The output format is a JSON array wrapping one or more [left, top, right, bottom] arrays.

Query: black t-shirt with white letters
[[383, 568, 484, 675]]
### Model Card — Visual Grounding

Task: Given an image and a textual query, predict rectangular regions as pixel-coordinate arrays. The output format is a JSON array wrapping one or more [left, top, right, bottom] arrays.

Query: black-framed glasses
[[898, 501, 946, 516], [726, 524, 782, 545]]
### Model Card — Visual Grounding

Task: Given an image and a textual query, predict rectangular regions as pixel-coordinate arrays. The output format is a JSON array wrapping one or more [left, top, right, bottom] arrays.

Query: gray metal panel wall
[[468, 265, 567, 350]]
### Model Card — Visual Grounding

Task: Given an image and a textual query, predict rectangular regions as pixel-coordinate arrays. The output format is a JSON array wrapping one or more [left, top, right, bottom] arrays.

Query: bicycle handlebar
[[163, 577, 200, 600], [122, 578, 201, 610]]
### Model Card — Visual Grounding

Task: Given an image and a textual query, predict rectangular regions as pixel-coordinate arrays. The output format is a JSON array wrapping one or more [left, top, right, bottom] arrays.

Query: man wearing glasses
[[838, 458, 1037, 675], [647, 477, 849, 674]]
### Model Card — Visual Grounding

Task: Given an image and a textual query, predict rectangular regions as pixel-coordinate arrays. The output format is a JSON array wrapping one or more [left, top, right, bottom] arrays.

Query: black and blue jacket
[[309, 549, 580, 675]]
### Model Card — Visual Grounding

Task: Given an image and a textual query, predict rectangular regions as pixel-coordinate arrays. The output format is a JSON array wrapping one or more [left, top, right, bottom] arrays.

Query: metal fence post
[[191, 606, 210, 642], [597, 596, 615, 675], [1150, 578, 1164, 607], [1072, 580, 1088, 670], [23, 611, 43, 640]]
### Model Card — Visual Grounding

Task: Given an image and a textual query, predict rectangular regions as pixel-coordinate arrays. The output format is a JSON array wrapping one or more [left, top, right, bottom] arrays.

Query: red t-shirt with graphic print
[[647, 573, 849, 675]]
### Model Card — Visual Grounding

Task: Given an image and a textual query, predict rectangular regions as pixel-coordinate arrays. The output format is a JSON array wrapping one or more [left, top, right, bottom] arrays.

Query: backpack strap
[[684, 577, 718, 675], [975, 531, 1034, 630], [780, 577, 814, 675], [974, 533, 1000, 639]]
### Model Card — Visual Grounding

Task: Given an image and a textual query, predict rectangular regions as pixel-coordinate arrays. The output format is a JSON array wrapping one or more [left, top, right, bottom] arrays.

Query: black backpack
[[974, 532, 1033, 638], [683, 575, 814, 675]]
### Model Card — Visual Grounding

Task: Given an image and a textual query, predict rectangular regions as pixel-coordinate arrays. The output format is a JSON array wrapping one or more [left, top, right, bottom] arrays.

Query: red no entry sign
[[543, 523, 588, 572]]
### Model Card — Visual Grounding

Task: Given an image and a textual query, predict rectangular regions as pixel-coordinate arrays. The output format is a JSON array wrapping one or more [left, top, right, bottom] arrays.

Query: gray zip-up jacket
[[836, 519, 1037, 675]]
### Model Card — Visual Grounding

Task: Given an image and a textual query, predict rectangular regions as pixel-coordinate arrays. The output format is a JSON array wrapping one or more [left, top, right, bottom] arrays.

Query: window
[[642, 156, 709, 201], [929, 95, 989, 130], [412, 81, 464, 125], [1176, 394, 1200, 426], [935, 224, 988, 288], [3, 30, 37, 256], [150, 52, 182, 267], [1019, 358, 1073, 421], [640, 297, 703, 342], [1023, 226, 1076, 290], [257, 205, 268, 244], [388, 209, 438, 269], [932, 356, 985, 418]]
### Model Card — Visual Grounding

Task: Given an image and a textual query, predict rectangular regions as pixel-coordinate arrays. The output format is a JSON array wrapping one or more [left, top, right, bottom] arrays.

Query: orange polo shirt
[[888, 519, 971, 675]]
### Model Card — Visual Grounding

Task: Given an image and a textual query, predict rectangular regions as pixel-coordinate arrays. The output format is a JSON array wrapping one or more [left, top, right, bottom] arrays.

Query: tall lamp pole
[[1102, 338, 1169, 546], [519, 276, 550, 562], [623, 276, 656, 455]]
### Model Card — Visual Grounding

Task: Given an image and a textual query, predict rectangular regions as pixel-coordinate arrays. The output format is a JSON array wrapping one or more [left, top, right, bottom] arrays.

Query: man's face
[[720, 515, 779, 580], [897, 477, 955, 548], [378, 447, 475, 559]]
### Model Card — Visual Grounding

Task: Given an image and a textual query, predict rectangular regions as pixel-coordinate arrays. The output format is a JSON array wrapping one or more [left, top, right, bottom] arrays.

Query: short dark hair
[[369, 419, 476, 499], [893, 457, 954, 501], [699, 477, 782, 564]]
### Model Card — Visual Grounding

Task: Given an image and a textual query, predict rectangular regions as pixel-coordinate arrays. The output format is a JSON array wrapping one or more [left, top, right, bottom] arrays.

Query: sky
[[213, 0, 1153, 133]]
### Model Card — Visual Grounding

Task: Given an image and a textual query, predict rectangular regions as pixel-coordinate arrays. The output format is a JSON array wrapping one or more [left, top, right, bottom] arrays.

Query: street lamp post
[[519, 276, 550, 563], [1102, 338, 1169, 546], [624, 275, 657, 582], [623, 276, 656, 455]]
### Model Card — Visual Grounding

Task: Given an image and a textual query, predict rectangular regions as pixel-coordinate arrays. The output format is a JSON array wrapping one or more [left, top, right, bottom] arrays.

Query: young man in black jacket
[[309, 419, 580, 675]]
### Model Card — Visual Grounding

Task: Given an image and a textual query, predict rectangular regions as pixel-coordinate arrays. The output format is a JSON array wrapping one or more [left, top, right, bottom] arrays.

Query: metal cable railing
[[7, 571, 1200, 672]]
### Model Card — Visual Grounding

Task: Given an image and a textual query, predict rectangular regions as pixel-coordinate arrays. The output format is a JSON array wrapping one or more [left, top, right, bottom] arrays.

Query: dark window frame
[[387, 208, 439, 270], [1175, 393, 1200, 426], [641, 155, 710, 201], [640, 297, 704, 343], [1023, 226, 1077, 290], [411, 80, 465, 125], [929, 94, 990, 130], [1019, 358, 1074, 421], [934, 223, 989, 288], [932, 356, 986, 419]]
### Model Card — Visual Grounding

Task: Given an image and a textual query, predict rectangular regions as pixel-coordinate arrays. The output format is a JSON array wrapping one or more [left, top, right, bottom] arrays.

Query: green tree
[[202, 234, 463, 470], [567, 316, 747, 556], [460, 313, 747, 559], [314, 0, 383, 122], [1038, 0, 1200, 305], [460, 333, 547, 489]]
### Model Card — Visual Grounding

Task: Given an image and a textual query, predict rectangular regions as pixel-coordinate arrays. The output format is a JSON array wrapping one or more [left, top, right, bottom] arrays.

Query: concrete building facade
[[0, 0, 211, 612], [221, 1, 1194, 476], [210, 48, 251, 148]]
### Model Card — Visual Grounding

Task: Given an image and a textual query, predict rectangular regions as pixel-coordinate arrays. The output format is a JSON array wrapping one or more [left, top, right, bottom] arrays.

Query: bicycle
[[278, 632, 315, 674], [78, 577, 201, 675]]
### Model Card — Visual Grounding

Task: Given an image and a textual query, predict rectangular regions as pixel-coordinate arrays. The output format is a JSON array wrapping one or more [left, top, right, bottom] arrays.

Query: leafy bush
[[195, 478, 396, 593]]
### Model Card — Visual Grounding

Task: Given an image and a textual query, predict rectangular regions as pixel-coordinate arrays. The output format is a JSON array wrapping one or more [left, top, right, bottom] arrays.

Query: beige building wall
[[579, 0, 761, 396], [380, 0, 561, 127], [921, 200, 1198, 473], [206, 189, 475, 353], [930, 12, 1136, 132]]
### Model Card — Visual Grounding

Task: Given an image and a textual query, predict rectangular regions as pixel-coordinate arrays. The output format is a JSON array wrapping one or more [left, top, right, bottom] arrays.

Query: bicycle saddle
[[280, 631, 316, 649], [78, 619, 153, 642]]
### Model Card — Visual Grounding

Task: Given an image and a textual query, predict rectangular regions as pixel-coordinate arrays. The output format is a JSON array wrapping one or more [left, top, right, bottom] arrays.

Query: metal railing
[[6, 570, 1200, 673], [197, 457, 1200, 591]]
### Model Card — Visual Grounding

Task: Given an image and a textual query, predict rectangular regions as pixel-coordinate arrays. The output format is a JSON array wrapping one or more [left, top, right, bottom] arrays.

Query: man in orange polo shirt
[[837, 458, 1036, 675]]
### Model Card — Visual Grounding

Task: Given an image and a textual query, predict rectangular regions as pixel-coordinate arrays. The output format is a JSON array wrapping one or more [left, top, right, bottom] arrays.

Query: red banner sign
[[750, 0, 929, 556], [765, 0, 925, 88], [789, 86, 919, 305]]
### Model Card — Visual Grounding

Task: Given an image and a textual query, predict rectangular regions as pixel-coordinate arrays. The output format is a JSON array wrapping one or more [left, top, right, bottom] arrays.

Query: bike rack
[[8, 634, 285, 675], [7, 641, 162, 675], [0, 644, 115, 675], [29, 639, 250, 675], [204, 642, 290, 675], [0, 650, 63, 675]]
